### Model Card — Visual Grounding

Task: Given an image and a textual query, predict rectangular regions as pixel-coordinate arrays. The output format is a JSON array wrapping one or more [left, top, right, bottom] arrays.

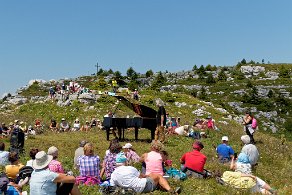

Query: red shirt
[[180, 150, 207, 173]]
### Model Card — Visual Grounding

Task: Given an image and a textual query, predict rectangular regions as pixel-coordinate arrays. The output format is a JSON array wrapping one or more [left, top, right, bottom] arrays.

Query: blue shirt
[[216, 143, 234, 160], [30, 169, 59, 195]]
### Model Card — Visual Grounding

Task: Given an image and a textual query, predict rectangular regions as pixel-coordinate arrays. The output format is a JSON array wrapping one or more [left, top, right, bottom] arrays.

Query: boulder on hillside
[[57, 99, 71, 107], [8, 97, 28, 105], [240, 66, 265, 76], [28, 79, 47, 86]]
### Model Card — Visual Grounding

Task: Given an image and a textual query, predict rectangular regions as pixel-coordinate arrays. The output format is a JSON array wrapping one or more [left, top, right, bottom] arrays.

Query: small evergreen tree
[[241, 58, 247, 64], [217, 69, 227, 81], [127, 67, 137, 79], [150, 72, 166, 90], [145, 69, 154, 78], [196, 65, 206, 75], [279, 66, 290, 78], [205, 64, 212, 71], [114, 71, 122, 78], [108, 69, 114, 74], [198, 86, 207, 100], [246, 79, 253, 88], [192, 65, 198, 71], [267, 89, 274, 98], [206, 73, 216, 84]]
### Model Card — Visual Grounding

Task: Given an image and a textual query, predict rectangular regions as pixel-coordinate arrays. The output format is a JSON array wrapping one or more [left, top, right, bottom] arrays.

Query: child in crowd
[[161, 150, 172, 174], [26, 148, 39, 167], [122, 143, 140, 164]]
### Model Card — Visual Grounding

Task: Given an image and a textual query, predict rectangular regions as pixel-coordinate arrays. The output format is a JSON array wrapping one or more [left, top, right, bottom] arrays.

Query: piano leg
[[135, 127, 139, 140], [122, 128, 125, 140], [118, 128, 122, 141], [106, 128, 110, 141], [151, 128, 155, 140]]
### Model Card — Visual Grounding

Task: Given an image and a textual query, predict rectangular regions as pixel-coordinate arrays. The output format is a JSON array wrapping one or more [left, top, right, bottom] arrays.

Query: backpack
[[166, 168, 187, 180], [251, 118, 257, 129], [17, 166, 34, 181], [0, 172, 9, 194]]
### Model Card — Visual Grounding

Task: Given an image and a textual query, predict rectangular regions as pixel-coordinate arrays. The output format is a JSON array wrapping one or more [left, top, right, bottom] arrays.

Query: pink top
[[125, 150, 140, 164], [145, 151, 163, 175], [48, 159, 65, 173]]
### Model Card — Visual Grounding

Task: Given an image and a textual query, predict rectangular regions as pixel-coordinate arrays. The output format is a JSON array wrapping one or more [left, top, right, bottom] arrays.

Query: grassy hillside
[[1, 92, 292, 194]]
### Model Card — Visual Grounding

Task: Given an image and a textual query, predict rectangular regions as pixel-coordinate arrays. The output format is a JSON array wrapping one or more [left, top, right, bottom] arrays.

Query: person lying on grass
[[110, 152, 181, 194]]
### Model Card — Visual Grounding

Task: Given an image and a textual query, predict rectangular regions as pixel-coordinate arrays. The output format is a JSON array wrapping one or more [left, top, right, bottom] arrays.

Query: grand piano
[[103, 95, 157, 141]]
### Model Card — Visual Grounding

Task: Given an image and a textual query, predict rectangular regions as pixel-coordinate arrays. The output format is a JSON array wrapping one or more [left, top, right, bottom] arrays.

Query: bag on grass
[[166, 168, 187, 180]]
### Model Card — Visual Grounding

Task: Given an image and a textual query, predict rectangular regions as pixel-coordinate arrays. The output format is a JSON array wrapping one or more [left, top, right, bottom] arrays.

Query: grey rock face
[[240, 66, 265, 76], [8, 97, 28, 105]]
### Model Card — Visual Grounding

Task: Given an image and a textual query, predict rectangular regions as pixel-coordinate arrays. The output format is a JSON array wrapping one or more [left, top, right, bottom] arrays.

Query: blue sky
[[1, 1, 291, 96]]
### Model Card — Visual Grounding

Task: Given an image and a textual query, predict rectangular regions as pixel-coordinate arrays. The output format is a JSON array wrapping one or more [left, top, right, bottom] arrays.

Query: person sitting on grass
[[76, 143, 100, 185], [122, 143, 140, 165], [216, 136, 235, 164], [71, 119, 81, 131], [0, 142, 10, 166], [48, 146, 65, 174], [26, 148, 39, 167], [222, 152, 277, 194], [30, 151, 81, 195], [74, 140, 87, 169], [100, 142, 122, 181], [50, 119, 58, 132], [180, 141, 209, 178], [1, 123, 9, 138], [5, 152, 24, 181], [140, 140, 164, 176], [80, 121, 91, 132], [240, 135, 259, 168], [160, 150, 172, 174], [59, 118, 70, 132], [110, 152, 181, 194]]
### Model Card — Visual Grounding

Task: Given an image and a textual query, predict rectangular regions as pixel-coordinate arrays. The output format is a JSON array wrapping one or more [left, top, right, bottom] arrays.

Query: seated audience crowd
[[0, 111, 277, 195]]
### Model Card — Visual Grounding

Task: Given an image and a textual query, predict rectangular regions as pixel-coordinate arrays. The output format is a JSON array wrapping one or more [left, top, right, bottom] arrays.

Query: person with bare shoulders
[[242, 112, 255, 144]]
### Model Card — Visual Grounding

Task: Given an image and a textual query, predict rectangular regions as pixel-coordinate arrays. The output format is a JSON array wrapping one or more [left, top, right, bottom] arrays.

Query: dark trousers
[[245, 126, 255, 144]]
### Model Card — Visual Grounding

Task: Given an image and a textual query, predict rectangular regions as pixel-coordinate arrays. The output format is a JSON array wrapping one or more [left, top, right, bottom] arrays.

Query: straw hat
[[32, 151, 53, 170]]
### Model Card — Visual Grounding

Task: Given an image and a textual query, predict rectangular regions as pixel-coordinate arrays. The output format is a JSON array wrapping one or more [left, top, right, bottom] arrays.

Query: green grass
[[1, 105, 292, 194], [1, 124, 292, 194]]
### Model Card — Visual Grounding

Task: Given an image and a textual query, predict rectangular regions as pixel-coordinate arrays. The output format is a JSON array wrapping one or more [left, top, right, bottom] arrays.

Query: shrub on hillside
[[150, 72, 166, 91], [163, 92, 175, 103], [20, 81, 47, 97], [206, 73, 216, 84], [217, 69, 227, 81], [284, 118, 292, 132]]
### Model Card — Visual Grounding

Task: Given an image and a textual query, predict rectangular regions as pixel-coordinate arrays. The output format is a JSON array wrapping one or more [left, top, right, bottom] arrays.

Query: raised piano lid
[[113, 95, 157, 118]]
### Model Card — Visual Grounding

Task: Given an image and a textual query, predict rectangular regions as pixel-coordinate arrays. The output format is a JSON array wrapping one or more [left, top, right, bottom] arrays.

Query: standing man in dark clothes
[[155, 98, 166, 143]]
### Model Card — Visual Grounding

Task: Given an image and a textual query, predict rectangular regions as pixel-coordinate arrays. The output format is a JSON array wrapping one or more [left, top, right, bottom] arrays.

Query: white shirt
[[110, 166, 147, 193], [175, 126, 185, 135], [26, 159, 34, 167]]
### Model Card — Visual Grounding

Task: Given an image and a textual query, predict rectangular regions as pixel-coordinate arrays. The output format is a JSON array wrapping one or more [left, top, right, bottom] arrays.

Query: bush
[[163, 92, 175, 103], [206, 73, 216, 84], [284, 118, 292, 132]]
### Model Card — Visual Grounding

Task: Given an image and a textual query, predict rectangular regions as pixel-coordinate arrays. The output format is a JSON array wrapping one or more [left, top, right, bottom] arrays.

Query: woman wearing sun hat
[[30, 151, 81, 195]]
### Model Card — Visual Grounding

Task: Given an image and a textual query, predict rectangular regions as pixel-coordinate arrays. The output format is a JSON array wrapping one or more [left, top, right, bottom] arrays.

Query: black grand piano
[[103, 96, 157, 141]]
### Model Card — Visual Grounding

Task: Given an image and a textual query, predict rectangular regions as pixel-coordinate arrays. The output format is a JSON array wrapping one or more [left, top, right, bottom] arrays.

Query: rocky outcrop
[[7, 97, 28, 105], [240, 66, 265, 77]]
